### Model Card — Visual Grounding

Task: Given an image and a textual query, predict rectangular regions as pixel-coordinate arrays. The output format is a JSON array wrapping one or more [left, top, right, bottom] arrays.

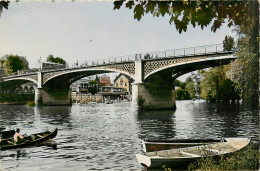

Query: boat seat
[[146, 152, 157, 157], [157, 150, 169, 157], [179, 150, 201, 157], [7, 140, 15, 145], [37, 135, 44, 138], [205, 148, 225, 154]]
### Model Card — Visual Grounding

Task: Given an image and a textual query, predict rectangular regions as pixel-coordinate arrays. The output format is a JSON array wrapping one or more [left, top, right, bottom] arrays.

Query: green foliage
[[223, 35, 235, 51], [176, 87, 191, 100], [89, 80, 97, 85], [88, 80, 98, 94], [47, 54, 67, 65], [199, 66, 240, 102], [173, 79, 181, 87], [185, 77, 196, 99], [26, 101, 35, 107], [188, 144, 259, 170], [0, 94, 34, 103], [0, 80, 27, 94], [174, 78, 196, 100], [226, 23, 258, 100], [114, 1, 251, 34], [3, 55, 25, 74], [88, 87, 97, 95]]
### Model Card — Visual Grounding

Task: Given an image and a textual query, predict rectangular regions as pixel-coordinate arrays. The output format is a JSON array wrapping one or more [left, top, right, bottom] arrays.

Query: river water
[[0, 100, 258, 170]]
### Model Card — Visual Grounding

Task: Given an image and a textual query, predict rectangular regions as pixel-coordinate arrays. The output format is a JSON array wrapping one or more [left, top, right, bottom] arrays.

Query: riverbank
[[0, 94, 34, 104]]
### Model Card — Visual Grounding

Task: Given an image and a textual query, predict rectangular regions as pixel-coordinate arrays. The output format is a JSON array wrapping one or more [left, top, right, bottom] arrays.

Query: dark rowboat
[[136, 137, 251, 168], [0, 128, 58, 151], [142, 138, 227, 152]]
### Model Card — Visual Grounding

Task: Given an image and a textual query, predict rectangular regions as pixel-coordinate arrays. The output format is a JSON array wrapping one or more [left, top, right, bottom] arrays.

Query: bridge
[[1, 44, 237, 109]]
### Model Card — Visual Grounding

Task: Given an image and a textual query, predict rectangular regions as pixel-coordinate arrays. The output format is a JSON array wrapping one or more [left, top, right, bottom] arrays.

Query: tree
[[185, 77, 196, 99], [3, 55, 25, 74], [47, 54, 67, 65], [88, 80, 98, 94], [223, 35, 235, 51], [114, 1, 251, 34], [176, 87, 190, 100], [199, 66, 240, 102], [226, 24, 258, 100]]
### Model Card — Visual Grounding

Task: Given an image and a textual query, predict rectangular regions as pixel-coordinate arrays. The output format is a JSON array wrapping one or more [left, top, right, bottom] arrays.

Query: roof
[[100, 74, 109, 78], [0, 55, 9, 61], [114, 73, 132, 83]]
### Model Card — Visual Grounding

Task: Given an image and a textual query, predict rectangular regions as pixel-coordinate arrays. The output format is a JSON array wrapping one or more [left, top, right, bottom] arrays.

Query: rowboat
[[142, 138, 226, 152], [136, 137, 251, 168], [0, 128, 58, 150]]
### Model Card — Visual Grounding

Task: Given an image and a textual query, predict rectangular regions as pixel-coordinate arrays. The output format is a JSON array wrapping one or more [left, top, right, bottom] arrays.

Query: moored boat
[[0, 128, 58, 150], [136, 137, 251, 168]]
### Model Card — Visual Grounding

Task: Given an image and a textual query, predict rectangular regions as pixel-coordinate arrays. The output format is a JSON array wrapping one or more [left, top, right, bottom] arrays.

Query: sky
[[0, 1, 236, 81]]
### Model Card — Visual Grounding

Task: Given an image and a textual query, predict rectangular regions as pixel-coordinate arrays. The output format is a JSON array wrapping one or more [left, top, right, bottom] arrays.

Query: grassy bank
[[0, 94, 34, 103], [188, 143, 259, 170]]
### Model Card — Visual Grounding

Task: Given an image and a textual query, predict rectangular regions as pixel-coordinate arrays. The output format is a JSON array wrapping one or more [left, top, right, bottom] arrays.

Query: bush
[[188, 144, 259, 170], [26, 101, 35, 107]]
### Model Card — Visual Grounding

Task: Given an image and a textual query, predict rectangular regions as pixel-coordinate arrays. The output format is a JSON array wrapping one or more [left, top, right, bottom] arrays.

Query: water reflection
[[136, 110, 176, 140]]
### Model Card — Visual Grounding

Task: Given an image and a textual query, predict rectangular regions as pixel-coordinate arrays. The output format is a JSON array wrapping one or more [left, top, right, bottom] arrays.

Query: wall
[[114, 74, 130, 93], [71, 93, 104, 103], [132, 83, 176, 110], [36, 88, 71, 106]]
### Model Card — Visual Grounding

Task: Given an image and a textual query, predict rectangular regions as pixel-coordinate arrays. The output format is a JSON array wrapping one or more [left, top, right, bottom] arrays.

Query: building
[[99, 74, 111, 87], [113, 73, 133, 94], [70, 78, 98, 94]]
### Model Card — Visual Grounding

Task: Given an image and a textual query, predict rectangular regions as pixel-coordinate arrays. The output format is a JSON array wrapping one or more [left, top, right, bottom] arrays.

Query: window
[[125, 83, 127, 86]]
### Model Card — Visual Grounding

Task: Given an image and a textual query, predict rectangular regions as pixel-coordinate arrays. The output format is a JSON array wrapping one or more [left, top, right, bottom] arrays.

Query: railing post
[[194, 48, 195, 55], [205, 48, 206, 54], [174, 50, 175, 57], [165, 51, 166, 57], [216, 45, 217, 52], [184, 49, 185, 56]]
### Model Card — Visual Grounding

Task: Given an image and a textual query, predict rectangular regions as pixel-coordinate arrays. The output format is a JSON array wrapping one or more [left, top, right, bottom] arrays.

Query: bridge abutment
[[35, 88, 71, 106], [132, 83, 176, 110]]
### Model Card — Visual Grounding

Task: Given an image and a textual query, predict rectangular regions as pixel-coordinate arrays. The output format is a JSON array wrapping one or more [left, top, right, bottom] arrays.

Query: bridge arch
[[43, 67, 135, 86], [143, 55, 237, 81], [3, 77, 38, 85]]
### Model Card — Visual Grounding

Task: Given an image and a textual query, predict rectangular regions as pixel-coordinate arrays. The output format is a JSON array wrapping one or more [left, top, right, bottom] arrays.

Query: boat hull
[[0, 128, 58, 151], [137, 137, 251, 169]]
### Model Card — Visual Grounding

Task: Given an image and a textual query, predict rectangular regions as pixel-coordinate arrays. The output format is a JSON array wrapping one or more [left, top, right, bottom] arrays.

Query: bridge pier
[[132, 83, 176, 110], [35, 88, 71, 106]]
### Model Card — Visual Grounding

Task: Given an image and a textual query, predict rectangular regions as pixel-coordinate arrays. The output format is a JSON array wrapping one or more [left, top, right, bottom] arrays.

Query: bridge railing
[[80, 43, 226, 67], [3, 43, 230, 77]]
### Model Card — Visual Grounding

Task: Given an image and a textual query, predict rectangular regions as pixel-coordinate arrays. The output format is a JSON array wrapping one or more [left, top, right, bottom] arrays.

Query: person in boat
[[14, 128, 24, 143]]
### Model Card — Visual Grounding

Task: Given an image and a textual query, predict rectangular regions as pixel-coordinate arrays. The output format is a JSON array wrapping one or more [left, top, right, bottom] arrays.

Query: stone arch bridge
[[1, 44, 237, 109]]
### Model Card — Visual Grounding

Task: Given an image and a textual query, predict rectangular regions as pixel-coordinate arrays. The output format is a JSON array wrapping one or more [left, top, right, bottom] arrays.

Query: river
[[0, 100, 258, 170]]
